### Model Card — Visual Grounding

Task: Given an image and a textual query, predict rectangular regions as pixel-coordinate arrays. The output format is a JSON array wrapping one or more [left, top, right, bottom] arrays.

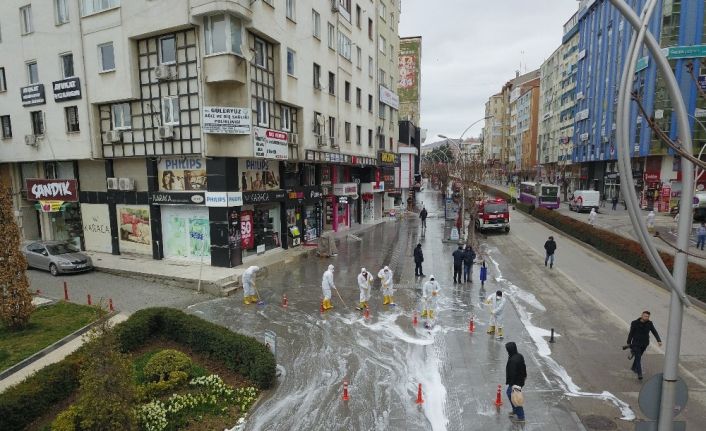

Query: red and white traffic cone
[[87, 294, 92, 306], [416, 383, 424, 404], [342, 381, 350, 401], [494, 384, 503, 407], [413, 311, 418, 326], [364, 307, 370, 319], [469, 316, 475, 333]]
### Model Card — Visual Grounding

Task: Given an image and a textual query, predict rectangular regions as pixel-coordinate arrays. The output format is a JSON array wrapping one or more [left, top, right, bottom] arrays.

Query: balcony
[[203, 54, 247, 84], [190, 0, 252, 20]]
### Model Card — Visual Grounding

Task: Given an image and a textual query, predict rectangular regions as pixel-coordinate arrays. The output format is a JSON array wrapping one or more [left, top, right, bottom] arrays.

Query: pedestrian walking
[[378, 266, 395, 306], [505, 342, 527, 424], [421, 275, 440, 318], [321, 264, 336, 311], [480, 260, 488, 287], [673, 212, 680, 234], [419, 206, 428, 229], [626, 311, 662, 380], [544, 236, 557, 269], [611, 195, 619, 211], [413, 243, 425, 277], [485, 290, 506, 339], [357, 268, 373, 310], [588, 208, 597, 227], [241, 266, 260, 305], [600, 192, 607, 208], [463, 245, 476, 283], [646, 210, 656, 235], [696, 222, 706, 251], [452, 245, 464, 283]]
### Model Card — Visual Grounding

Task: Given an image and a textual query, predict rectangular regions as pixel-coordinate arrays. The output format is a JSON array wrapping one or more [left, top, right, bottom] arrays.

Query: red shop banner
[[25, 178, 78, 202], [240, 210, 254, 249]]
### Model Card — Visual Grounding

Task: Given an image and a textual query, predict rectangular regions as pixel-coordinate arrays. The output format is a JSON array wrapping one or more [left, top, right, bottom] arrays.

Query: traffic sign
[[638, 373, 688, 420]]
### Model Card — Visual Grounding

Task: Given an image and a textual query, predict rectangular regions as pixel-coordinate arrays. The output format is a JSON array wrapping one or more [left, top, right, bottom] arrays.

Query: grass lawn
[[0, 301, 100, 371]]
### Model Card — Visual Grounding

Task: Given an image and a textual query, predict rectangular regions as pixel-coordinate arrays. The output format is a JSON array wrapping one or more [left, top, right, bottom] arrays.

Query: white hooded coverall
[[358, 269, 373, 304], [588, 209, 597, 226], [422, 277, 440, 316], [646, 211, 656, 230], [378, 267, 394, 298], [242, 266, 259, 298], [486, 292, 506, 329], [322, 265, 335, 301]]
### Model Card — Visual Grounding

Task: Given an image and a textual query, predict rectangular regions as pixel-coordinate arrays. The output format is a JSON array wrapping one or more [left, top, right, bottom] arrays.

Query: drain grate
[[583, 415, 618, 430]]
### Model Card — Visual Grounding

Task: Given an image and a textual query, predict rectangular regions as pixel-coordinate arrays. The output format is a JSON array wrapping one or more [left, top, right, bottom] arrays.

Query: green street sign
[[635, 56, 649, 73], [666, 44, 706, 60]]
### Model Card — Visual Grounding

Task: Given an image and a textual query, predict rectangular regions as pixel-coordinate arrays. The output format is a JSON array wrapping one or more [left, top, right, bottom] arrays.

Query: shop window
[[65, 106, 79, 132], [159, 35, 176, 64], [1, 115, 11, 138], [30, 111, 44, 135]]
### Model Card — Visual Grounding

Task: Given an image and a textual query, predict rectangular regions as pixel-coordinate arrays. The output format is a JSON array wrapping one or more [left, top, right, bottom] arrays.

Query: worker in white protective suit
[[421, 275, 440, 318], [241, 266, 260, 305], [588, 208, 597, 227], [646, 210, 656, 235], [378, 266, 395, 306], [321, 264, 336, 311], [486, 290, 507, 339], [357, 268, 373, 309]]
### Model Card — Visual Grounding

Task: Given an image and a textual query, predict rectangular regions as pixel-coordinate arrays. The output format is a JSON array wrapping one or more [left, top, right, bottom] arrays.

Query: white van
[[569, 190, 600, 213]]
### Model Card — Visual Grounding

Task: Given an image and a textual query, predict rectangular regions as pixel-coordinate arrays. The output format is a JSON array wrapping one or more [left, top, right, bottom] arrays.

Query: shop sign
[[333, 183, 358, 196], [338, 196, 349, 204], [360, 182, 385, 193], [240, 210, 254, 249], [239, 159, 281, 191], [202, 106, 251, 134], [52, 77, 82, 102], [242, 190, 287, 204], [698, 76, 706, 92], [253, 126, 289, 160], [37, 200, 65, 212], [379, 86, 400, 109], [25, 179, 78, 202], [21, 84, 46, 106], [308, 187, 323, 200], [150, 192, 206, 205], [205, 192, 243, 207], [644, 172, 660, 182], [158, 157, 207, 191], [378, 151, 399, 166]]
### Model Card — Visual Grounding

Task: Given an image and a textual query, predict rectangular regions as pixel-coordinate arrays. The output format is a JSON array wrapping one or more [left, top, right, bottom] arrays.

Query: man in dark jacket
[[419, 207, 428, 229], [463, 245, 476, 283], [627, 311, 662, 380], [452, 245, 464, 283], [505, 342, 527, 423], [413, 243, 425, 277], [543, 236, 557, 268]]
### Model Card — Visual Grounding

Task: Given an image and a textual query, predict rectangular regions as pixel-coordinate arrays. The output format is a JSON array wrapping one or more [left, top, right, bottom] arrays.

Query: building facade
[[0, 0, 401, 268], [482, 93, 504, 177], [398, 36, 421, 125]]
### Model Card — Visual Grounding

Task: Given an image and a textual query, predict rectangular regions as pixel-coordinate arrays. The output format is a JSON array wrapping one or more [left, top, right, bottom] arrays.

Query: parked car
[[569, 190, 600, 213], [23, 241, 93, 276]]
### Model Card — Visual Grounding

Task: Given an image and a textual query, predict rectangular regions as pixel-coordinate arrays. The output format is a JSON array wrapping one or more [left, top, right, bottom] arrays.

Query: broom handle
[[333, 286, 347, 308]]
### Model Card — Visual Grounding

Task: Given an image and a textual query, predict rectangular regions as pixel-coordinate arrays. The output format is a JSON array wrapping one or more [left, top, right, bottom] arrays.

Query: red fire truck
[[475, 198, 510, 233]]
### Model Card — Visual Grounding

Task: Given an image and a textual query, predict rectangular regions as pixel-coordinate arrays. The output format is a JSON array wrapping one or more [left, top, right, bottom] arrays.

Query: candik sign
[[26, 179, 78, 202]]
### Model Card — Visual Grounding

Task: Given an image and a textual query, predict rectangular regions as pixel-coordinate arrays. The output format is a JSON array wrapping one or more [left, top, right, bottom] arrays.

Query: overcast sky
[[399, 0, 580, 145]]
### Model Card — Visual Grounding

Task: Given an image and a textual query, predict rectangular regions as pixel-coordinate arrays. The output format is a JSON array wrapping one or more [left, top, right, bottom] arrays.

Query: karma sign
[[25, 179, 78, 201]]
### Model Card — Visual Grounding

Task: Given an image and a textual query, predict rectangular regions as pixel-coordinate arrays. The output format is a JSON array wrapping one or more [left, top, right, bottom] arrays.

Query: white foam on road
[[489, 256, 636, 421]]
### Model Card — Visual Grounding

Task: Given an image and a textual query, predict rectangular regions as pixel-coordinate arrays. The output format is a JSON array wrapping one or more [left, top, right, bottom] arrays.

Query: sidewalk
[[87, 218, 391, 296]]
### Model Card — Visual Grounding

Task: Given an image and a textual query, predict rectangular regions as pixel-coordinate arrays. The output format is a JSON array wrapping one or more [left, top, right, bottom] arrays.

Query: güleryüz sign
[[202, 107, 251, 134], [25, 179, 78, 201], [52, 77, 82, 102], [21, 84, 46, 106]]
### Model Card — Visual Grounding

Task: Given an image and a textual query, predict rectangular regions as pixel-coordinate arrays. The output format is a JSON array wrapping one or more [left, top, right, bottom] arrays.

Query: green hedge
[[0, 308, 276, 431]]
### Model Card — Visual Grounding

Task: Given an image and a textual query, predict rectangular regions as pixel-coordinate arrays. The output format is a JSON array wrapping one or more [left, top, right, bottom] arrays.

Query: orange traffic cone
[[320, 297, 325, 313], [416, 383, 424, 404], [413, 311, 418, 326], [342, 381, 350, 401], [494, 384, 503, 407], [109, 298, 114, 312], [469, 316, 475, 333], [364, 307, 370, 319], [282, 294, 288, 308]]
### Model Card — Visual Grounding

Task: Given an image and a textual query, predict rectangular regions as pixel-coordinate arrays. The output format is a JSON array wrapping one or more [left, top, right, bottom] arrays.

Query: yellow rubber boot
[[429, 310, 434, 319], [364, 301, 369, 308], [359, 302, 366, 309], [421, 309, 428, 318], [383, 295, 390, 305], [487, 325, 495, 335], [243, 297, 252, 305], [249, 295, 259, 303], [389, 296, 395, 305], [497, 327, 504, 338]]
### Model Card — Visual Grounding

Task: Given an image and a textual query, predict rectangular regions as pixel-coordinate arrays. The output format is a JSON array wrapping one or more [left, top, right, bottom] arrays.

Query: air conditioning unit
[[107, 177, 119, 190], [24, 135, 37, 147], [118, 177, 135, 191], [106, 130, 122, 143], [288, 133, 299, 146], [153, 64, 173, 81], [158, 125, 174, 139], [315, 134, 326, 147]]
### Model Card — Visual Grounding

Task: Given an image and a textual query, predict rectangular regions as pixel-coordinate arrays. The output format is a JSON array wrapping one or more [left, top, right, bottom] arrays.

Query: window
[[368, 94, 373, 112], [60, 53, 74, 78], [256, 98, 269, 126], [379, 1, 386, 19], [368, 56, 373, 77], [111, 103, 131, 129], [344, 81, 351, 102], [356, 4, 361, 28], [81, 0, 119, 16], [30, 111, 44, 135], [368, 129, 373, 147], [313, 63, 322, 89], [368, 18, 373, 40], [314, 112, 323, 136], [328, 23, 335, 49], [328, 116, 336, 143], [286, 48, 297, 76], [379, 35, 386, 54], [356, 125, 361, 145], [98, 42, 115, 72], [254, 39, 266, 67], [356, 46, 362, 69], [378, 68, 385, 84], [65, 106, 79, 132], [379, 102, 386, 119], [55, 0, 69, 24], [390, 44, 394, 58], [338, 32, 352, 61], [162, 96, 180, 125], [281, 106, 291, 131], [159, 36, 176, 64], [328, 72, 335, 95], [312, 10, 321, 39], [0, 68, 6, 92], [20, 5, 33, 35], [1, 116, 11, 138], [345, 122, 351, 142], [286, 0, 295, 21], [356, 87, 361, 107], [204, 14, 243, 56], [27, 61, 38, 84]]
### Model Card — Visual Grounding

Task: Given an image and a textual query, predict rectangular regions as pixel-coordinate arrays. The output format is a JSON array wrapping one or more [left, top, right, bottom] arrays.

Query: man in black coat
[[543, 236, 557, 269], [627, 311, 662, 380], [419, 207, 428, 229], [452, 245, 464, 283], [413, 243, 425, 277], [463, 245, 476, 283], [505, 342, 526, 423]]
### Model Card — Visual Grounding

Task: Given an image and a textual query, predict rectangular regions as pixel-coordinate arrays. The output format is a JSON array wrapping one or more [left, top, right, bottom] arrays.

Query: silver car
[[23, 241, 94, 276]]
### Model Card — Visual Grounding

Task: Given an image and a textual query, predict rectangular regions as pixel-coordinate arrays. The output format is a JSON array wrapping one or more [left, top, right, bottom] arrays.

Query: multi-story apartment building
[[482, 93, 504, 175], [574, 0, 706, 209], [538, 11, 579, 195], [0, 0, 401, 268], [507, 74, 540, 178]]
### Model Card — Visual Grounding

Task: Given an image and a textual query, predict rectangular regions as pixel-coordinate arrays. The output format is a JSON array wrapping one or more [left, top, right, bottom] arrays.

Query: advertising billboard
[[398, 37, 421, 124]]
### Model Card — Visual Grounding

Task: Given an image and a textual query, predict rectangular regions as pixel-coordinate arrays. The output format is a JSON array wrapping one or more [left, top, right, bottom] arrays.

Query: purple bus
[[518, 182, 560, 209]]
